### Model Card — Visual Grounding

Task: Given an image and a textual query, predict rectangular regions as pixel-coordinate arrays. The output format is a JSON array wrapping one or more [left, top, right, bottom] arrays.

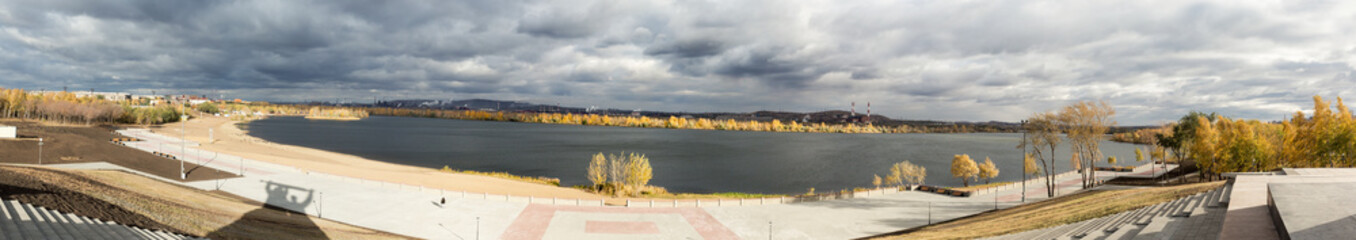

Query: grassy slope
[[952, 181, 1016, 192], [874, 181, 1224, 240], [0, 166, 411, 239]]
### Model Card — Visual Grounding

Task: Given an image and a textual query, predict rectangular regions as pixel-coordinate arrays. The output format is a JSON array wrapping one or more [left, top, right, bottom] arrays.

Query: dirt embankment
[[0, 120, 235, 181], [0, 165, 412, 239]]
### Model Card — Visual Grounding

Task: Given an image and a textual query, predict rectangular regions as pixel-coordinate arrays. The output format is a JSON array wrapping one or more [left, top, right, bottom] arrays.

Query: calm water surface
[[244, 116, 1145, 194]]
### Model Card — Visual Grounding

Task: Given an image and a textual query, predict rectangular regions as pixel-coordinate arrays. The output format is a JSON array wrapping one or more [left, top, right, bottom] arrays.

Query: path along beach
[[150, 116, 605, 200]]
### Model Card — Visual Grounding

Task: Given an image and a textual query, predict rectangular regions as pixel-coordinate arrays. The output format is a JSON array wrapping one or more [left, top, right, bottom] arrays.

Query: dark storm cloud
[[0, 0, 1354, 124]]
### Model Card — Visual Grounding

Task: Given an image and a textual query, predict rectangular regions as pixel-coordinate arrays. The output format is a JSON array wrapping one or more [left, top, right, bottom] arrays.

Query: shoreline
[[303, 115, 363, 121], [149, 115, 608, 200]]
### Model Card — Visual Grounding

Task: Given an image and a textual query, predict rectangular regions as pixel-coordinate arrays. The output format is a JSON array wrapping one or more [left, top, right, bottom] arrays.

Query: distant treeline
[[0, 88, 182, 125], [304, 107, 369, 120], [363, 107, 911, 133]]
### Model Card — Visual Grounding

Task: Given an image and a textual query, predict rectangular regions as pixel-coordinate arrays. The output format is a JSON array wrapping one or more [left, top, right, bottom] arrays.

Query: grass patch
[[951, 181, 1015, 192], [873, 181, 1225, 240], [643, 192, 787, 199], [440, 165, 561, 186]]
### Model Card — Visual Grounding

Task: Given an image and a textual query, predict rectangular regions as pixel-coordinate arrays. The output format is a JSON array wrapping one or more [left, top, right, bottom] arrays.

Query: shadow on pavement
[[208, 181, 328, 239]]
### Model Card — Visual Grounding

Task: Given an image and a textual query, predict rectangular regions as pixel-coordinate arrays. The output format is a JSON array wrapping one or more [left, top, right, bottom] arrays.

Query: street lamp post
[[181, 114, 188, 180], [37, 138, 43, 164], [1020, 119, 1027, 203]]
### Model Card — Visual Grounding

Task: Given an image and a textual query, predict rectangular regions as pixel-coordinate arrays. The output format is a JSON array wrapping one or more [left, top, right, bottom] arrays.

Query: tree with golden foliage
[[1134, 148, 1144, 163], [978, 157, 1000, 184], [623, 153, 653, 191], [872, 174, 882, 189], [1023, 153, 1041, 177], [951, 154, 979, 187], [889, 160, 927, 187], [587, 153, 607, 187], [1060, 100, 1115, 188]]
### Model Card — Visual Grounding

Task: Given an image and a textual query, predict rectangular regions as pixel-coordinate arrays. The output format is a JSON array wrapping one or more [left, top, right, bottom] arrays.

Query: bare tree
[[1021, 112, 1062, 197]]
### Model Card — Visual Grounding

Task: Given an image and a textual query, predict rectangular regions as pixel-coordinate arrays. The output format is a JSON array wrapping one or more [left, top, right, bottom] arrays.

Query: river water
[[244, 116, 1146, 194]]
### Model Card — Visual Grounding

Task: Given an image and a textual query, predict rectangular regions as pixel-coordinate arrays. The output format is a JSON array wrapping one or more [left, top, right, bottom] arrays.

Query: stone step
[[1104, 223, 1143, 240], [1033, 222, 1082, 240], [6, 200, 39, 240], [37, 206, 80, 240], [19, 202, 59, 239], [84, 216, 127, 240], [1086, 211, 1136, 239], [1132, 200, 1168, 226], [1, 200, 24, 240], [65, 214, 106, 240], [1156, 196, 1186, 217], [1104, 204, 1155, 233], [1204, 187, 1223, 208], [1070, 211, 1125, 239], [98, 218, 142, 240], [1173, 193, 1205, 217], [1132, 217, 1175, 240], [0, 199, 195, 240], [1218, 181, 1233, 205]]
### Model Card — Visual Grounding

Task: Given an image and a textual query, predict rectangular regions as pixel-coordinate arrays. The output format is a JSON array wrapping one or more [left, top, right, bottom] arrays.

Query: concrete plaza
[[80, 128, 1166, 239]]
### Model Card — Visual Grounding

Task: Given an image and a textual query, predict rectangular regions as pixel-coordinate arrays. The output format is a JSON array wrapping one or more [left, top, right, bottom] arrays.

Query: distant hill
[[292, 99, 1149, 134]]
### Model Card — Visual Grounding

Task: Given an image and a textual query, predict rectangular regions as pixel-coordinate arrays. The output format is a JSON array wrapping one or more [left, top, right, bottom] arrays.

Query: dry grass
[[440, 165, 561, 186], [2, 166, 411, 239], [873, 181, 1224, 240], [638, 192, 786, 199], [951, 181, 1016, 192]]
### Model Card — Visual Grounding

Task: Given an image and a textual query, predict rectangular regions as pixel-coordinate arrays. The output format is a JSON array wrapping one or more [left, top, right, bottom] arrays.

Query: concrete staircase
[[984, 184, 1233, 240], [0, 198, 201, 240]]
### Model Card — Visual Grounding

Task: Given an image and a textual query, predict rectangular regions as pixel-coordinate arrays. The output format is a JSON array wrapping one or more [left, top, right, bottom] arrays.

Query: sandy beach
[[149, 115, 607, 200]]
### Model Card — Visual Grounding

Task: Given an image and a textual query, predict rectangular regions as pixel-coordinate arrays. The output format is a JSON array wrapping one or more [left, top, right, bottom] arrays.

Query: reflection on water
[[247, 116, 1147, 194]]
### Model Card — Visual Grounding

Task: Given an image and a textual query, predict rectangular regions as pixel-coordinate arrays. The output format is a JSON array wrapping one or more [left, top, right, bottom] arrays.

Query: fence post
[[600, 199, 605, 206], [650, 200, 654, 207], [696, 200, 701, 207], [674, 199, 678, 207], [626, 199, 631, 207], [740, 198, 745, 206]]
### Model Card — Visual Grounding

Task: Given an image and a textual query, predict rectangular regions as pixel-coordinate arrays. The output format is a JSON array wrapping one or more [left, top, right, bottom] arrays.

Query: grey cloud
[[1, 0, 1355, 125]]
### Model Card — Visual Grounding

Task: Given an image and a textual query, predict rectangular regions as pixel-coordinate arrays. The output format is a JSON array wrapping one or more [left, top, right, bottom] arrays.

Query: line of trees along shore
[[0, 88, 182, 125], [365, 107, 909, 134], [0, 88, 367, 125]]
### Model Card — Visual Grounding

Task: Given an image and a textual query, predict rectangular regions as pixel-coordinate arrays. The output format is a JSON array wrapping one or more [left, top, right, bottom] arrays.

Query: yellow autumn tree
[[978, 157, 1000, 184], [1023, 153, 1041, 177], [951, 154, 979, 187], [623, 153, 653, 192], [887, 160, 926, 188], [588, 153, 607, 188]]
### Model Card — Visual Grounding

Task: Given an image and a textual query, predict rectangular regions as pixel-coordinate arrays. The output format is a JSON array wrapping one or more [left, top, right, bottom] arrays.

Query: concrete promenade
[[82, 128, 1167, 239]]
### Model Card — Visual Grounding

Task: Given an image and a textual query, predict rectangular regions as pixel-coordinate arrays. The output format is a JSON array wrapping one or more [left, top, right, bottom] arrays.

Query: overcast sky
[[1, 0, 1353, 125]]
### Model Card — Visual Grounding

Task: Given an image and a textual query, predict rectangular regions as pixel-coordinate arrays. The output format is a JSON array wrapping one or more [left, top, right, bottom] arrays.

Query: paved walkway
[[66, 128, 1170, 239]]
